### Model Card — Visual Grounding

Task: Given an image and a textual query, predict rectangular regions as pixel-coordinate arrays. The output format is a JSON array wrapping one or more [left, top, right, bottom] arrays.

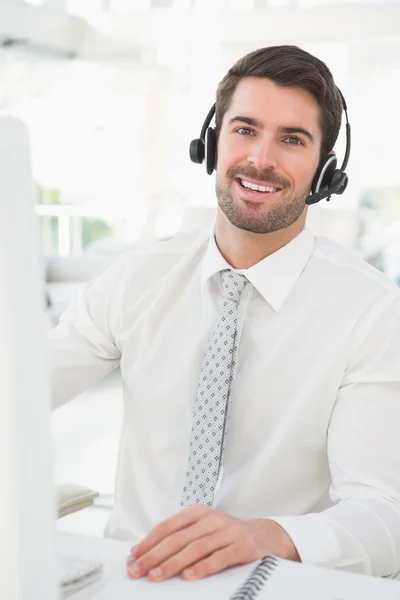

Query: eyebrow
[[228, 116, 315, 144], [280, 126, 314, 143], [228, 116, 260, 128]]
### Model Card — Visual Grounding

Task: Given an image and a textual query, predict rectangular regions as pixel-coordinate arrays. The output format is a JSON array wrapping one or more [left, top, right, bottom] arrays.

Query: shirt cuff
[[268, 513, 341, 568]]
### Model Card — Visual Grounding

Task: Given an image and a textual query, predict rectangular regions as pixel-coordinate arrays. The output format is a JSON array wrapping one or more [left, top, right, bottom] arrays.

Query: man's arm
[[270, 291, 400, 576], [48, 252, 130, 409], [48, 318, 120, 410]]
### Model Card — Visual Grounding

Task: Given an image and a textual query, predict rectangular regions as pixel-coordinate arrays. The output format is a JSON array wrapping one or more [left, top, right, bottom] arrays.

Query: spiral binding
[[230, 556, 281, 600]]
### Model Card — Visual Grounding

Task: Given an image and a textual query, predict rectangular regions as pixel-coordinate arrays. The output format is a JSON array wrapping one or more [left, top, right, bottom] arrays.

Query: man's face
[[215, 77, 322, 234]]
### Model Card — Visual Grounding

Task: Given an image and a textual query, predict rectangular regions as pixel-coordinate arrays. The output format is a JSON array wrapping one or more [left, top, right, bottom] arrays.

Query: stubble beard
[[216, 166, 311, 235]]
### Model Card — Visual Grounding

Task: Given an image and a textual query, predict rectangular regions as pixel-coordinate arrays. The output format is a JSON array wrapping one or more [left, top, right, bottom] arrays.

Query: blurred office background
[[2, 0, 399, 534]]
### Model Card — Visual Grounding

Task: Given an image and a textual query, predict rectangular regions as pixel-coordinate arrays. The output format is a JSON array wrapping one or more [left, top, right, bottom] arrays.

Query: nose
[[247, 137, 278, 171]]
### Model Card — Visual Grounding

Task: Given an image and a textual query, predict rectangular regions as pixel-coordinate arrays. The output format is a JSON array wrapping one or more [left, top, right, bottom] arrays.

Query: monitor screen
[[0, 116, 58, 600]]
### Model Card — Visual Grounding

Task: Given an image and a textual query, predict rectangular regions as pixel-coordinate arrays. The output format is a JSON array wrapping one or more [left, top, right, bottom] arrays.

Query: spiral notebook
[[92, 555, 400, 600]]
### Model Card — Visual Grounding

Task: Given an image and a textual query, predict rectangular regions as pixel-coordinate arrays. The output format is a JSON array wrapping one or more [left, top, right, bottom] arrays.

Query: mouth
[[234, 177, 283, 201]]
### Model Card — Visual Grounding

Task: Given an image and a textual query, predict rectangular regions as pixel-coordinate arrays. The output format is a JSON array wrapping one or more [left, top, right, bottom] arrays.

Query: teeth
[[241, 179, 278, 193]]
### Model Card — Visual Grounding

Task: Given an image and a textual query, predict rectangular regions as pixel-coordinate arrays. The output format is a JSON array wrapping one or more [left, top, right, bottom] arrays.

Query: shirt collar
[[200, 228, 315, 312]]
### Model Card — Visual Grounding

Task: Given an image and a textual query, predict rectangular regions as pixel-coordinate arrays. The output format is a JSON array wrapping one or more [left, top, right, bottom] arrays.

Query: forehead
[[224, 77, 322, 140]]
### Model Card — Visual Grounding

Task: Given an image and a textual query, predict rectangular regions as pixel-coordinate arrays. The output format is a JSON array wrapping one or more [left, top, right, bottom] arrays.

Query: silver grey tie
[[181, 270, 248, 508]]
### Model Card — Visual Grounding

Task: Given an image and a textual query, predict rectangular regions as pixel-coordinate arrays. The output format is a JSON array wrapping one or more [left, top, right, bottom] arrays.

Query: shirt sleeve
[[48, 252, 131, 409], [270, 291, 400, 578]]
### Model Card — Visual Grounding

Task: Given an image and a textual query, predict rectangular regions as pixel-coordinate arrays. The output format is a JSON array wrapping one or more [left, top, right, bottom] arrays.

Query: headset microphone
[[189, 89, 351, 206]]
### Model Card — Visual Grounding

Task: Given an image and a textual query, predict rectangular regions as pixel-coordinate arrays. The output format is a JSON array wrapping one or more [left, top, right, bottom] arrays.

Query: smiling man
[[49, 46, 400, 583], [214, 76, 322, 268]]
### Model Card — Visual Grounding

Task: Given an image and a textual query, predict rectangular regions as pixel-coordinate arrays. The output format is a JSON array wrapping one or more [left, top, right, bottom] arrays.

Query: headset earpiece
[[205, 127, 217, 175], [189, 138, 205, 164], [307, 155, 348, 205], [189, 126, 217, 175], [307, 150, 349, 205], [306, 90, 351, 205], [330, 169, 348, 195], [311, 155, 337, 194], [189, 103, 216, 173]]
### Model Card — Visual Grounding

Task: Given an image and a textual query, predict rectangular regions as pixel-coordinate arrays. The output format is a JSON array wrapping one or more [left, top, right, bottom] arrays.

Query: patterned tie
[[181, 270, 248, 509]]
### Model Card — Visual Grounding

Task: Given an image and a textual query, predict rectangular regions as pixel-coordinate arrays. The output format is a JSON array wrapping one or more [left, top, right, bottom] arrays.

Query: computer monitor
[[0, 116, 58, 599]]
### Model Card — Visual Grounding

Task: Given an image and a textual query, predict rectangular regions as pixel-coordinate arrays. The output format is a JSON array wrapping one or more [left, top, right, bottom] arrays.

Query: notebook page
[[91, 562, 257, 600], [91, 558, 400, 600], [256, 559, 400, 600]]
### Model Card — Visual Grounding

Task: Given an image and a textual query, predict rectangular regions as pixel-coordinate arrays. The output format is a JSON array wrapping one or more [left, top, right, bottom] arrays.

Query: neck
[[214, 208, 307, 269]]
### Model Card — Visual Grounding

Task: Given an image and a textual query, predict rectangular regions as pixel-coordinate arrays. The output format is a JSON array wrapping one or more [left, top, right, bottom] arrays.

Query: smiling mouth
[[236, 177, 282, 195]]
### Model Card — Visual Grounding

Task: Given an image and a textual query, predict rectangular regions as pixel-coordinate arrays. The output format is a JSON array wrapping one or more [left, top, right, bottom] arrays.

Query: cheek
[[282, 153, 318, 187], [216, 139, 244, 171]]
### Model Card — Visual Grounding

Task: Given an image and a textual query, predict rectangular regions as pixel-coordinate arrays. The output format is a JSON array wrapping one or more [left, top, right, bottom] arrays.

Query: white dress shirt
[[48, 226, 400, 578]]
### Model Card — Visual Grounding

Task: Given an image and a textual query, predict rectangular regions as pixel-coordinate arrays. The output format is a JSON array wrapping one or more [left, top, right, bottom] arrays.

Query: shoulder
[[63, 229, 210, 326], [117, 228, 209, 280], [312, 235, 400, 300], [308, 236, 400, 356], [89, 228, 210, 304]]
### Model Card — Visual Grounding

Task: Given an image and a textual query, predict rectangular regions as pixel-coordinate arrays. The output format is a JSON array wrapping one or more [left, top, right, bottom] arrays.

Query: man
[[49, 46, 400, 583]]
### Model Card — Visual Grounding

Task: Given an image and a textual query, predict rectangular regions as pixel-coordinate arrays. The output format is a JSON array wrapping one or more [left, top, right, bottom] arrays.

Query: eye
[[235, 127, 255, 136], [284, 136, 303, 146]]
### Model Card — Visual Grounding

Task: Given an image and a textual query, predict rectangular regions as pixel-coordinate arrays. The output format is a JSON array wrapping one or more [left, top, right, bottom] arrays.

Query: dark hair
[[215, 45, 343, 158]]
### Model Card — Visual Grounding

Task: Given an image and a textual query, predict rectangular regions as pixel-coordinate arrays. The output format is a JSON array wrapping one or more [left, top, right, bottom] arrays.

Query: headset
[[189, 89, 351, 206]]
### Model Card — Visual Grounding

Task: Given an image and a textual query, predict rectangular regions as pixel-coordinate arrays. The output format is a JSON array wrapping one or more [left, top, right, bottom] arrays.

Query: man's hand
[[126, 504, 300, 582]]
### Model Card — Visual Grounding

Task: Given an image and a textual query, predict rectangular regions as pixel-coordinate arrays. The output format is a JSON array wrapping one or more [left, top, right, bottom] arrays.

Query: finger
[[130, 504, 209, 560], [182, 543, 251, 580], [147, 528, 236, 582], [129, 510, 228, 578]]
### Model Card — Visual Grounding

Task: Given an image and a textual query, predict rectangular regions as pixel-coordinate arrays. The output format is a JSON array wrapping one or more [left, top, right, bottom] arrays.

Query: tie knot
[[220, 270, 248, 303]]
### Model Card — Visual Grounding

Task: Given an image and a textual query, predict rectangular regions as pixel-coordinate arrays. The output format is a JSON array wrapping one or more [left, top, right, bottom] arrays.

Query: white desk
[[57, 531, 132, 599], [59, 530, 400, 600]]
